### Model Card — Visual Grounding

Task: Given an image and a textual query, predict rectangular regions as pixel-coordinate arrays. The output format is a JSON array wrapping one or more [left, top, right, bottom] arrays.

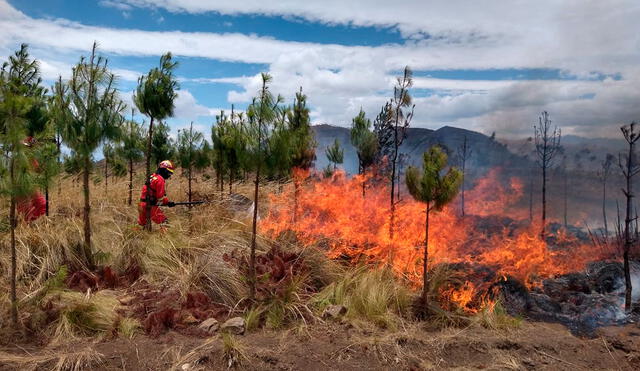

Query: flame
[[442, 281, 477, 312], [261, 168, 613, 310]]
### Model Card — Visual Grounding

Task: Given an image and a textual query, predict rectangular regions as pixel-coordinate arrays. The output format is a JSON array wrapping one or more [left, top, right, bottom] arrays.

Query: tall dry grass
[[0, 171, 274, 333], [0, 168, 521, 341]]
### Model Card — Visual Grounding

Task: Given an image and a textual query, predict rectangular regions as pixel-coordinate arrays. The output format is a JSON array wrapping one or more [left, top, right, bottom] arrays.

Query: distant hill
[[312, 124, 527, 174]]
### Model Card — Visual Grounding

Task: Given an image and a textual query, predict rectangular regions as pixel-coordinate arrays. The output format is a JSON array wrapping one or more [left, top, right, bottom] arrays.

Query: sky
[[1, 0, 639, 138]]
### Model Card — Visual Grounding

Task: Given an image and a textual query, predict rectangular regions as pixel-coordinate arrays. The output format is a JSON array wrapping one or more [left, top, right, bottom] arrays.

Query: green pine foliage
[[177, 122, 209, 203], [116, 116, 145, 205], [134, 52, 179, 230], [0, 44, 45, 325], [286, 87, 316, 171], [325, 138, 344, 171], [246, 73, 284, 301], [405, 146, 462, 313], [56, 42, 124, 268], [150, 121, 176, 167]]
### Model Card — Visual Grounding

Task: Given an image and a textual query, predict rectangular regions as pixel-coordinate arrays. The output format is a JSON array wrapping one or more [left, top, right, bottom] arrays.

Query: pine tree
[[177, 122, 208, 206], [211, 111, 229, 196], [117, 111, 145, 205], [213, 109, 248, 195], [57, 42, 124, 268], [287, 88, 316, 221], [246, 73, 283, 302], [0, 44, 43, 325], [150, 121, 175, 166], [32, 137, 60, 216], [350, 109, 378, 197], [388, 67, 414, 252], [325, 138, 344, 172], [405, 146, 462, 315], [134, 53, 178, 230]]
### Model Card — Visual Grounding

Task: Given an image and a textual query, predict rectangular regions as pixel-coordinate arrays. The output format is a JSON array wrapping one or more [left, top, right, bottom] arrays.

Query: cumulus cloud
[[0, 0, 638, 137]]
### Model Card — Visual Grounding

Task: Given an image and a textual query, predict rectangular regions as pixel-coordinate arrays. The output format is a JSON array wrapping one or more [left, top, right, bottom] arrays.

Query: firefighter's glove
[[167, 201, 176, 208]]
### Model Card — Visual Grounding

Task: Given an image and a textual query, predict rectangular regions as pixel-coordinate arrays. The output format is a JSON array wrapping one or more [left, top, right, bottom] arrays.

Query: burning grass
[[0, 165, 634, 353], [261, 169, 620, 311]]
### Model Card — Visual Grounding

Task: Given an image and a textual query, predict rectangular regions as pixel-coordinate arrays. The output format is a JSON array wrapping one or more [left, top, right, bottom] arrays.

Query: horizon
[[1, 0, 639, 139]]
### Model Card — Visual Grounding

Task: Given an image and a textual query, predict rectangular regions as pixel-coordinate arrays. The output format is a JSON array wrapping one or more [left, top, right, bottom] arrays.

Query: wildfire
[[261, 168, 610, 310]]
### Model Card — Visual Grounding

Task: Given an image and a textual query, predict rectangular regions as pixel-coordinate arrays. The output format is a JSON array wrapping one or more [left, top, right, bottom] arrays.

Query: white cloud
[[173, 90, 218, 120], [99, 0, 133, 11], [0, 0, 638, 137]]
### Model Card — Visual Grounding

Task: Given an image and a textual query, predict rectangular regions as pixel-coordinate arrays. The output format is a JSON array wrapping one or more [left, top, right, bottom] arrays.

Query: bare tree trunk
[[563, 168, 568, 228], [45, 185, 49, 216], [541, 164, 547, 238], [229, 170, 233, 195], [529, 170, 534, 222], [294, 179, 299, 223], [389, 133, 397, 243], [104, 156, 108, 195], [188, 166, 193, 209], [249, 152, 261, 302], [128, 158, 133, 206], [421, 202, 431, 305], [461, 160, 466, 217], [83, 156, 94, 268], [602, 177, 608, 236], [9, 156, 18, 326], [144, 117, 155, 231], [623, 138, 635, 312], [57, 133, 62, 199]]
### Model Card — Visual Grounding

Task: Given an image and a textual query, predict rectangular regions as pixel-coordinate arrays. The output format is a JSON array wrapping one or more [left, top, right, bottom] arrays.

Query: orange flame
[[261, 168, 613, 309]]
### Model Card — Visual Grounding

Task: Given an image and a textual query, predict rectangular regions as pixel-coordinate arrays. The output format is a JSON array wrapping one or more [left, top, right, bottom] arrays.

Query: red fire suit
[[17, 157, 46, 222], [138, 173, 170, 225], [17, 192, 47, 222]]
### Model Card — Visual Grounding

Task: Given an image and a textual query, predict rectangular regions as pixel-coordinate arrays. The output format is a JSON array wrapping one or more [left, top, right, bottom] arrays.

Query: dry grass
[[0, 174, 262, 330], [313, 266, 412, 328], [0, 347, 104, 371], [0, 170, 521, 348]]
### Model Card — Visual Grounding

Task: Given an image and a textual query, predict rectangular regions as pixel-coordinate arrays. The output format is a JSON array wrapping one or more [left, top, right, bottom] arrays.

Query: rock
[[198, 318, 219, 334], [322, 304, 347, 319], [220, 317, 245, 335], [181, 363, 191, 370], [117, 295, 136, 306], [183, 314, 199, 325]]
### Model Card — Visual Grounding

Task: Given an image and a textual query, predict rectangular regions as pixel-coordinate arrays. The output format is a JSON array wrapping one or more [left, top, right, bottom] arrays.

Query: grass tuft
[[313, 266, 411, 328]]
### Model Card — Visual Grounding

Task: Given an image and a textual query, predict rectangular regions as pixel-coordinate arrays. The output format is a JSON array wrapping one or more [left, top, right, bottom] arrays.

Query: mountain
[[311, 124, 526, 174]]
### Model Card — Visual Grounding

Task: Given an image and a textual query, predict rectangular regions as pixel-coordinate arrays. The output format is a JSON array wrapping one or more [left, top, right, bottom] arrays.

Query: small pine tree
[[350, 109, 378, 196], [286, 88, 316, 222], [405, 146, 462, 315], [32, 138, 60, 216], [177, 122, 208, 205], [117, 112, 145, 205], [135, 52, 178, 230], [57, 43, 124, 268], [0, 44, 42, 325], [246, 73, 283, 302], [325, 138, 344, 172]]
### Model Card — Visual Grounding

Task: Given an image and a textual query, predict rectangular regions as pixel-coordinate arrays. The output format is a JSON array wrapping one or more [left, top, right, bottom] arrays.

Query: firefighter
[[17, 136, 46, 222], [138, 160, 176, 226]]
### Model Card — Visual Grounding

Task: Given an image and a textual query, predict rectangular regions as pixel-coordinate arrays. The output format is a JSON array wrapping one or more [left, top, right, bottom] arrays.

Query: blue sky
[[1, 0, 639, 138]]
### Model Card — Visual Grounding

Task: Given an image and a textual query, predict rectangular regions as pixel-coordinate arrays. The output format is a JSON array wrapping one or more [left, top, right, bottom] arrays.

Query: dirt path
[[1, 321, 639, 370]]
